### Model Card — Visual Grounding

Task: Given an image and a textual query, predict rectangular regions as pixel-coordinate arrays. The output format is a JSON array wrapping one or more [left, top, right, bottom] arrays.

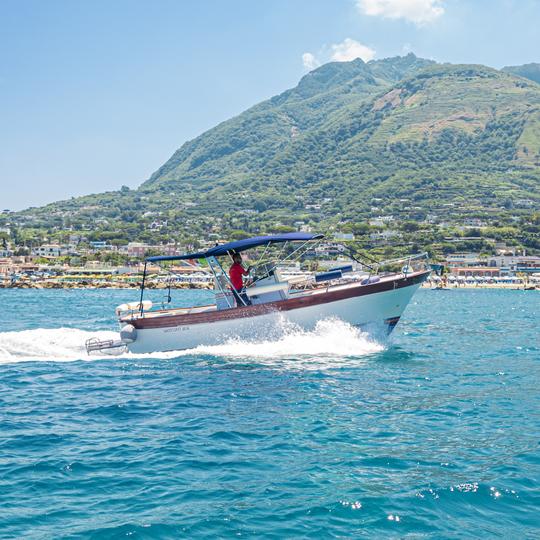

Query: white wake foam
[[0, 328, 119, 363], [0, 318, 385, 366], [193, 318, 384, 360], [0, 327, 190, 363]]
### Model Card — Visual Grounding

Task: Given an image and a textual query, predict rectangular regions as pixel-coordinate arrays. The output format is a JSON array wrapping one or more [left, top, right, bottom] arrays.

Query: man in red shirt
[[229, 252, 252, 306]]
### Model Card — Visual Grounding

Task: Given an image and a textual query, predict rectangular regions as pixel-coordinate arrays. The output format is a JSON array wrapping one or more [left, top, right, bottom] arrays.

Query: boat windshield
[[250, 261, 278, 283]]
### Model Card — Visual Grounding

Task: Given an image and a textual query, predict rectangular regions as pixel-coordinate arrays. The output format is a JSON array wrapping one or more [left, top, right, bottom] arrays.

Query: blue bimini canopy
[[146, 232, 324, 262]]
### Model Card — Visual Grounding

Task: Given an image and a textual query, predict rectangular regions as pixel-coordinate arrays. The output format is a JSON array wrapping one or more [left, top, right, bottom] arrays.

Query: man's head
[[232, 252, 242, 264]]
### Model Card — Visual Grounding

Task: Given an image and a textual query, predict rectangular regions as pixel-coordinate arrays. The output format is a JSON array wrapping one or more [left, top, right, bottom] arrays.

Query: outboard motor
[[85, 324, 138, 355]]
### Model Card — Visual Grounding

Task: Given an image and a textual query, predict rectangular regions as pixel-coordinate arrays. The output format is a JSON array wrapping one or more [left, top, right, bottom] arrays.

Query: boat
[[86, 233, 430, 354]]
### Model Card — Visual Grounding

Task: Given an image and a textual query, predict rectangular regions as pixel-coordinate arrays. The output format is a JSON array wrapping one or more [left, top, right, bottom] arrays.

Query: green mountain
[[146, 54, 435, 189], [4, 54, 540, 256]]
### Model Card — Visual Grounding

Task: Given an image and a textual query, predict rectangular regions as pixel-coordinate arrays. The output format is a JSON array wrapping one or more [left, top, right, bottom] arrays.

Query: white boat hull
[[126, 276, 424, 354]]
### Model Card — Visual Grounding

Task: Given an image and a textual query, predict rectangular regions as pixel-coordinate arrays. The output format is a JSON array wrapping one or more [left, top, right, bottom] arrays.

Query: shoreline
[[2, 279, 537, 291], [0, 280, 213, 290], [422, 282, 538, 291]]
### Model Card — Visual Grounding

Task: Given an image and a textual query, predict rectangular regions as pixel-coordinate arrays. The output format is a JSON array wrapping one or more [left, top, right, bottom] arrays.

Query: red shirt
[[229, 262, 248, 290]]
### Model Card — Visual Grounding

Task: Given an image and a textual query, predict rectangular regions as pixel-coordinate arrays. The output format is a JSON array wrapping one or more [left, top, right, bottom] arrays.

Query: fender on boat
[[361, 276, 380, 285], [120, 324, 137, 343]]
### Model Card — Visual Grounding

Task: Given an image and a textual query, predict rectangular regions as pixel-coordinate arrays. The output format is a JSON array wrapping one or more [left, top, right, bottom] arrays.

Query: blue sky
[[1, 0, 539, 210]]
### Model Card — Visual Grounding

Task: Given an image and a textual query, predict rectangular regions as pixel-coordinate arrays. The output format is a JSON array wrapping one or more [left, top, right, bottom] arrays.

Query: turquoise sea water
[[0, 288, 538, 538]]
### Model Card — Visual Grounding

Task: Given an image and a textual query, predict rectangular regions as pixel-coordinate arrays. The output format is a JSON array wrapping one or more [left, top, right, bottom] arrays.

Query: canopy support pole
[[255, 241, 272, 267], [282, 237, 323, 265], [269, 237, 322, 277], [139, 262, 147, 315], [207, 257, 235, 309]]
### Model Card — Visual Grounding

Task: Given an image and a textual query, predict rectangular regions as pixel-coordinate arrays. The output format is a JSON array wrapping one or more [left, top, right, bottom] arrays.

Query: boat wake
[[0, 328, 120, 363], [0, 318, 385, 365], [193, 318, 384, 360]]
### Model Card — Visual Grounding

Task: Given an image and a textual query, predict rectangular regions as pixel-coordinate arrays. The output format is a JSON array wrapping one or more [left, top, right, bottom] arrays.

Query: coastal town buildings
[[488, 255, 540, 274], [122, 242, 183, 258], [451, 267, 501, 278], [444, 252, 540, 277]]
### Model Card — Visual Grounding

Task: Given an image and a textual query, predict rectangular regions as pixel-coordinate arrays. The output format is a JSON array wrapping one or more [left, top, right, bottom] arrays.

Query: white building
[[334, 232, 355, 241], [515, 199, 534, 208], [89, 241, 116, 251], [370, 230, 400, 244], [31, 244, 68, 258], [314, 243, 344, 257], [445, 253, 485, 267], [124, 243, 183, 258], [369, 215, 395, 227], [488, 255, 540, 274], [463, 218, 487, 228]]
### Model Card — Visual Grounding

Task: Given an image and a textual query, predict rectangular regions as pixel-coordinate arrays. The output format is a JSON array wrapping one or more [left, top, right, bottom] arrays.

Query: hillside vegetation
[[3, 54, 540, 259]]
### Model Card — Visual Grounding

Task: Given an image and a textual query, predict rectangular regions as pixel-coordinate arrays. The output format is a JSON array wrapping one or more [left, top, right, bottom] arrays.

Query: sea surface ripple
[[0, 288, 538, 538]]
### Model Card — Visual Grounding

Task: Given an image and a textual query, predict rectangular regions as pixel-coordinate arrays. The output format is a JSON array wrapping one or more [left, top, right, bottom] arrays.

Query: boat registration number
[[164, 326, 190, 333]]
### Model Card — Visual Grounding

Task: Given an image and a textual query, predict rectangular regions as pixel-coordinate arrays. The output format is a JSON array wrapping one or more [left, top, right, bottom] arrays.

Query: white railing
[[371, 252, 430, 276]]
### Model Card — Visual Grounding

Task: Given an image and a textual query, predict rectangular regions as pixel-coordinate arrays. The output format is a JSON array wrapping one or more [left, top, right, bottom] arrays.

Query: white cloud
[[357, 0, 445, 25], [302, 38, 375, 71], [330, 38, 376, 62], [401, 42, 413, 54], [302, 52, 321, 70]]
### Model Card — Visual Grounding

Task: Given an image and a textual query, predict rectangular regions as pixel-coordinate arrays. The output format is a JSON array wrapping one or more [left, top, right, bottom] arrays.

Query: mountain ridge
[[3, 54, 539, 256], [144, 53, 436, 188]]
